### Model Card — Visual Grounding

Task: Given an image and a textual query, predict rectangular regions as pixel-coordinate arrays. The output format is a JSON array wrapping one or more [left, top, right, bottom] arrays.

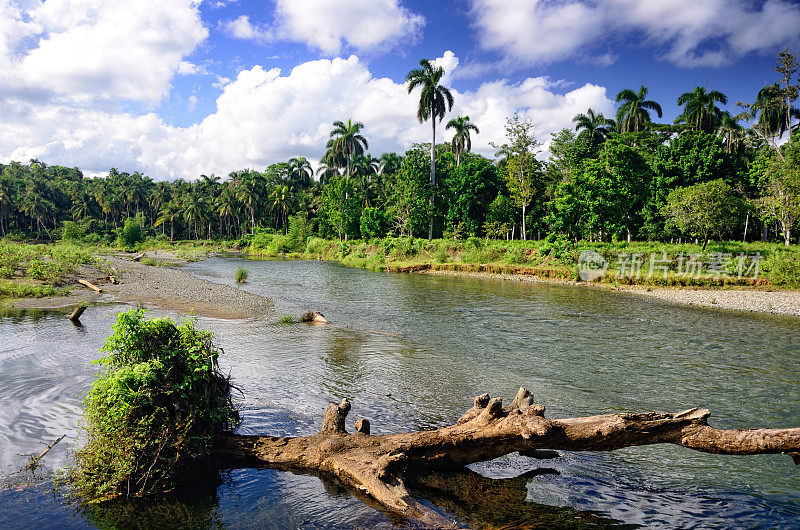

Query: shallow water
[[1, 257, 799, 528]]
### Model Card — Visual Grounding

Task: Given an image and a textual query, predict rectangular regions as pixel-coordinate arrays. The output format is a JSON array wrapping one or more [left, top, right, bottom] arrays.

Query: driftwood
[[25, 434, 66, 471], [77, 279, 102, 293], [217, 388, 800, 527], [68, 306, 87, 322]]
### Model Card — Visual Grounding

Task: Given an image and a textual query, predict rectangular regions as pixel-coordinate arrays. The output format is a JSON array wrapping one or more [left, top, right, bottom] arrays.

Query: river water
[[1, 257, 799, 528]]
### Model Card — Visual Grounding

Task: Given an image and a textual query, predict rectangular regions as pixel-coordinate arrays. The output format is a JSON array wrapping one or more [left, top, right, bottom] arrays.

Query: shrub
[[62, 221, 85, 243], [764, 252, 800, 288], [434, 249, 450, 263], [287, 214, 312, 252], [70, 310, 238, 502], [360, 207, 388, 239], [118, 217, 144, 249], [235, 266, 249, 283]]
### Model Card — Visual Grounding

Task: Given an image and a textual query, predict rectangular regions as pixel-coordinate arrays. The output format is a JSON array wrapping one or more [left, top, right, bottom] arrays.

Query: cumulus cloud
[[470, 0, 800, 67], [223, 0, 425, 54], [0, 0, 207, 103], [1, 52, 614, 179], [221, 15, 272, 44]]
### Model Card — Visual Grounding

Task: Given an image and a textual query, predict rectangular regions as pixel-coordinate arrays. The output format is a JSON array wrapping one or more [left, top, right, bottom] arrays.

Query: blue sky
[[1, 0, 799, 179]]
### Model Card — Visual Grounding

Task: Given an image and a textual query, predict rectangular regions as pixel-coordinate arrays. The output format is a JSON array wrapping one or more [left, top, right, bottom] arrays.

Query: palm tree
[[182, 190, 207, 240], [216, 186, 240, 237], [717, 112, 747, 154], [751, 83, 799, 141], [615, 85, 663, 133], [446, 116, 479, 167], [20, 188, 54, 238], [676, 86, 728, 133], [328, 119, 368, 179], [155, 201, 182, 241], [378, 152, 403, 176], [406, 58, 454, 239], [0, 178, 11, 236], [70, 192, 96, 221], [572, 109, 615, 147], [288, 157, 313, 187], [269, 184, 291, 232], [235, 176, 261, 233]]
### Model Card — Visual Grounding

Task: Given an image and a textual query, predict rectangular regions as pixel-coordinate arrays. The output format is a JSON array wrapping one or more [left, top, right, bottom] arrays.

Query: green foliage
[[279, 314, 294, 323], [287, 214, 312, 251], [118, 216, 144, 249], [320, 176, 360, 240], [360, 207, 388, 239], [763, 251, 800, 287], [235, 266, 249, 283], [663, 180, 744, 248], [61, 220, 85, 242], [70, 309, 238, 502]]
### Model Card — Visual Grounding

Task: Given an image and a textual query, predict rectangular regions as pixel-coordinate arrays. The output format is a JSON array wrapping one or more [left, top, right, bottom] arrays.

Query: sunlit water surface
[[1, 257, 799, 528]]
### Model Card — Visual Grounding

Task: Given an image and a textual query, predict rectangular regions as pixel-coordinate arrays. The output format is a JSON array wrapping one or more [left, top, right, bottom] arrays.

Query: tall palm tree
[[328, 119, 368, 179], [406, 58, 454, 239], [446, 116, 479, 167], [572, 109, 615, 147], [676, 86, 727, 133], [615, 85, 663, 133]]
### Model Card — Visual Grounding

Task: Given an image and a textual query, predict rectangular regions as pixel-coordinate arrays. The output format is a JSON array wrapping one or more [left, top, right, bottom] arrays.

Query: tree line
[[0, 51, 798, 247]]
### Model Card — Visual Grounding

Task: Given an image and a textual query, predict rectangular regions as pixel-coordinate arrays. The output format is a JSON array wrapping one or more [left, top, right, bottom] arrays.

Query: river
[[1, 257, 799, 528]]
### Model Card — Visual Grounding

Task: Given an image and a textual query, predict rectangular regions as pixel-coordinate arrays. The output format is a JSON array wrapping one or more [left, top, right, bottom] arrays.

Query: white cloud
[[221, 14, 272, 44], [0, 0, 207, 103], [223, 0, 425, 54], [470, 0, 800, 67], [0, 52, 614, 179], [177, 61, 208, 76]]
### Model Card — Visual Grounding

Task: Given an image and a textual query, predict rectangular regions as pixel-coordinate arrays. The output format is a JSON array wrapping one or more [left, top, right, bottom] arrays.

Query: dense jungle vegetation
[[1, 52, 798, 267]]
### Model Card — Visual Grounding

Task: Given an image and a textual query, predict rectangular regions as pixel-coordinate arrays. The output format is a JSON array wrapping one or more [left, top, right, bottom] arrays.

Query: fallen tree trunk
[[217, 388, 800, 527], [77, 279, 102, 293]]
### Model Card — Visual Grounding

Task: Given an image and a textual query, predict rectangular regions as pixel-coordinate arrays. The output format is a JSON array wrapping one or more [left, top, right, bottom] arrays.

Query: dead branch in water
[[216, 388, 800, 526]]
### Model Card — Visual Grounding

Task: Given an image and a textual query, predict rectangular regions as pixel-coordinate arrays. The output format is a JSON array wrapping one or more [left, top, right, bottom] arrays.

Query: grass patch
[[235, 267, 249, 283]]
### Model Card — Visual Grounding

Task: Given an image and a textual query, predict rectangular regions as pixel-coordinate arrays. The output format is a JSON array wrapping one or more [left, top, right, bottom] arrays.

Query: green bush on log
[[70, 309, 239, 502]]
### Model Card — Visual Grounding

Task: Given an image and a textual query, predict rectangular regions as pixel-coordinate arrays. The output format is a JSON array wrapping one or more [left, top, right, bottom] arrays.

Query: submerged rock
[[300, 311, 328, 323]]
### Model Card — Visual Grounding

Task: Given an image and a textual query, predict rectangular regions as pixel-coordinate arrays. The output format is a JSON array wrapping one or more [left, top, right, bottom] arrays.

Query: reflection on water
[[1, 257, 800, 528]]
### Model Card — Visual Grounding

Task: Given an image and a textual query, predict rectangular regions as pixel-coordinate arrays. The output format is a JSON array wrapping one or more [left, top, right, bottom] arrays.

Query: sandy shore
[[421, 269, 800, 317], [4, 253, 273, 319]]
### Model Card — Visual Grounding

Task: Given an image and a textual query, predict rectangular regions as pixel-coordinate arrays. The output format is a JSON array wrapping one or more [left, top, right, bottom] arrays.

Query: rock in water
[[300, 311, 328, 323]]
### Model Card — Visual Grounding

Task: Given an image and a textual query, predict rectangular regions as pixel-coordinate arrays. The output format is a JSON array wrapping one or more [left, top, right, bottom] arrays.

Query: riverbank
[[416, 268, 800, 317], [3, 251, 272, 319], [243, 235, 800, 317]]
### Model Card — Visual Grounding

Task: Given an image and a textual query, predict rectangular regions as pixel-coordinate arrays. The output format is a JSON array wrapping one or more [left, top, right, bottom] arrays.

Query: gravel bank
[[621, 286, 800, 316], [100, 256, 273, 319], [421, 269, 800, 317]]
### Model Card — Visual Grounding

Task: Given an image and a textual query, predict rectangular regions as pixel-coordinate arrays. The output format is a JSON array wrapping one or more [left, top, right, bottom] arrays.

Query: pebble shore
[[101, 256, 272, 319], [422, 269, 800, 317]]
